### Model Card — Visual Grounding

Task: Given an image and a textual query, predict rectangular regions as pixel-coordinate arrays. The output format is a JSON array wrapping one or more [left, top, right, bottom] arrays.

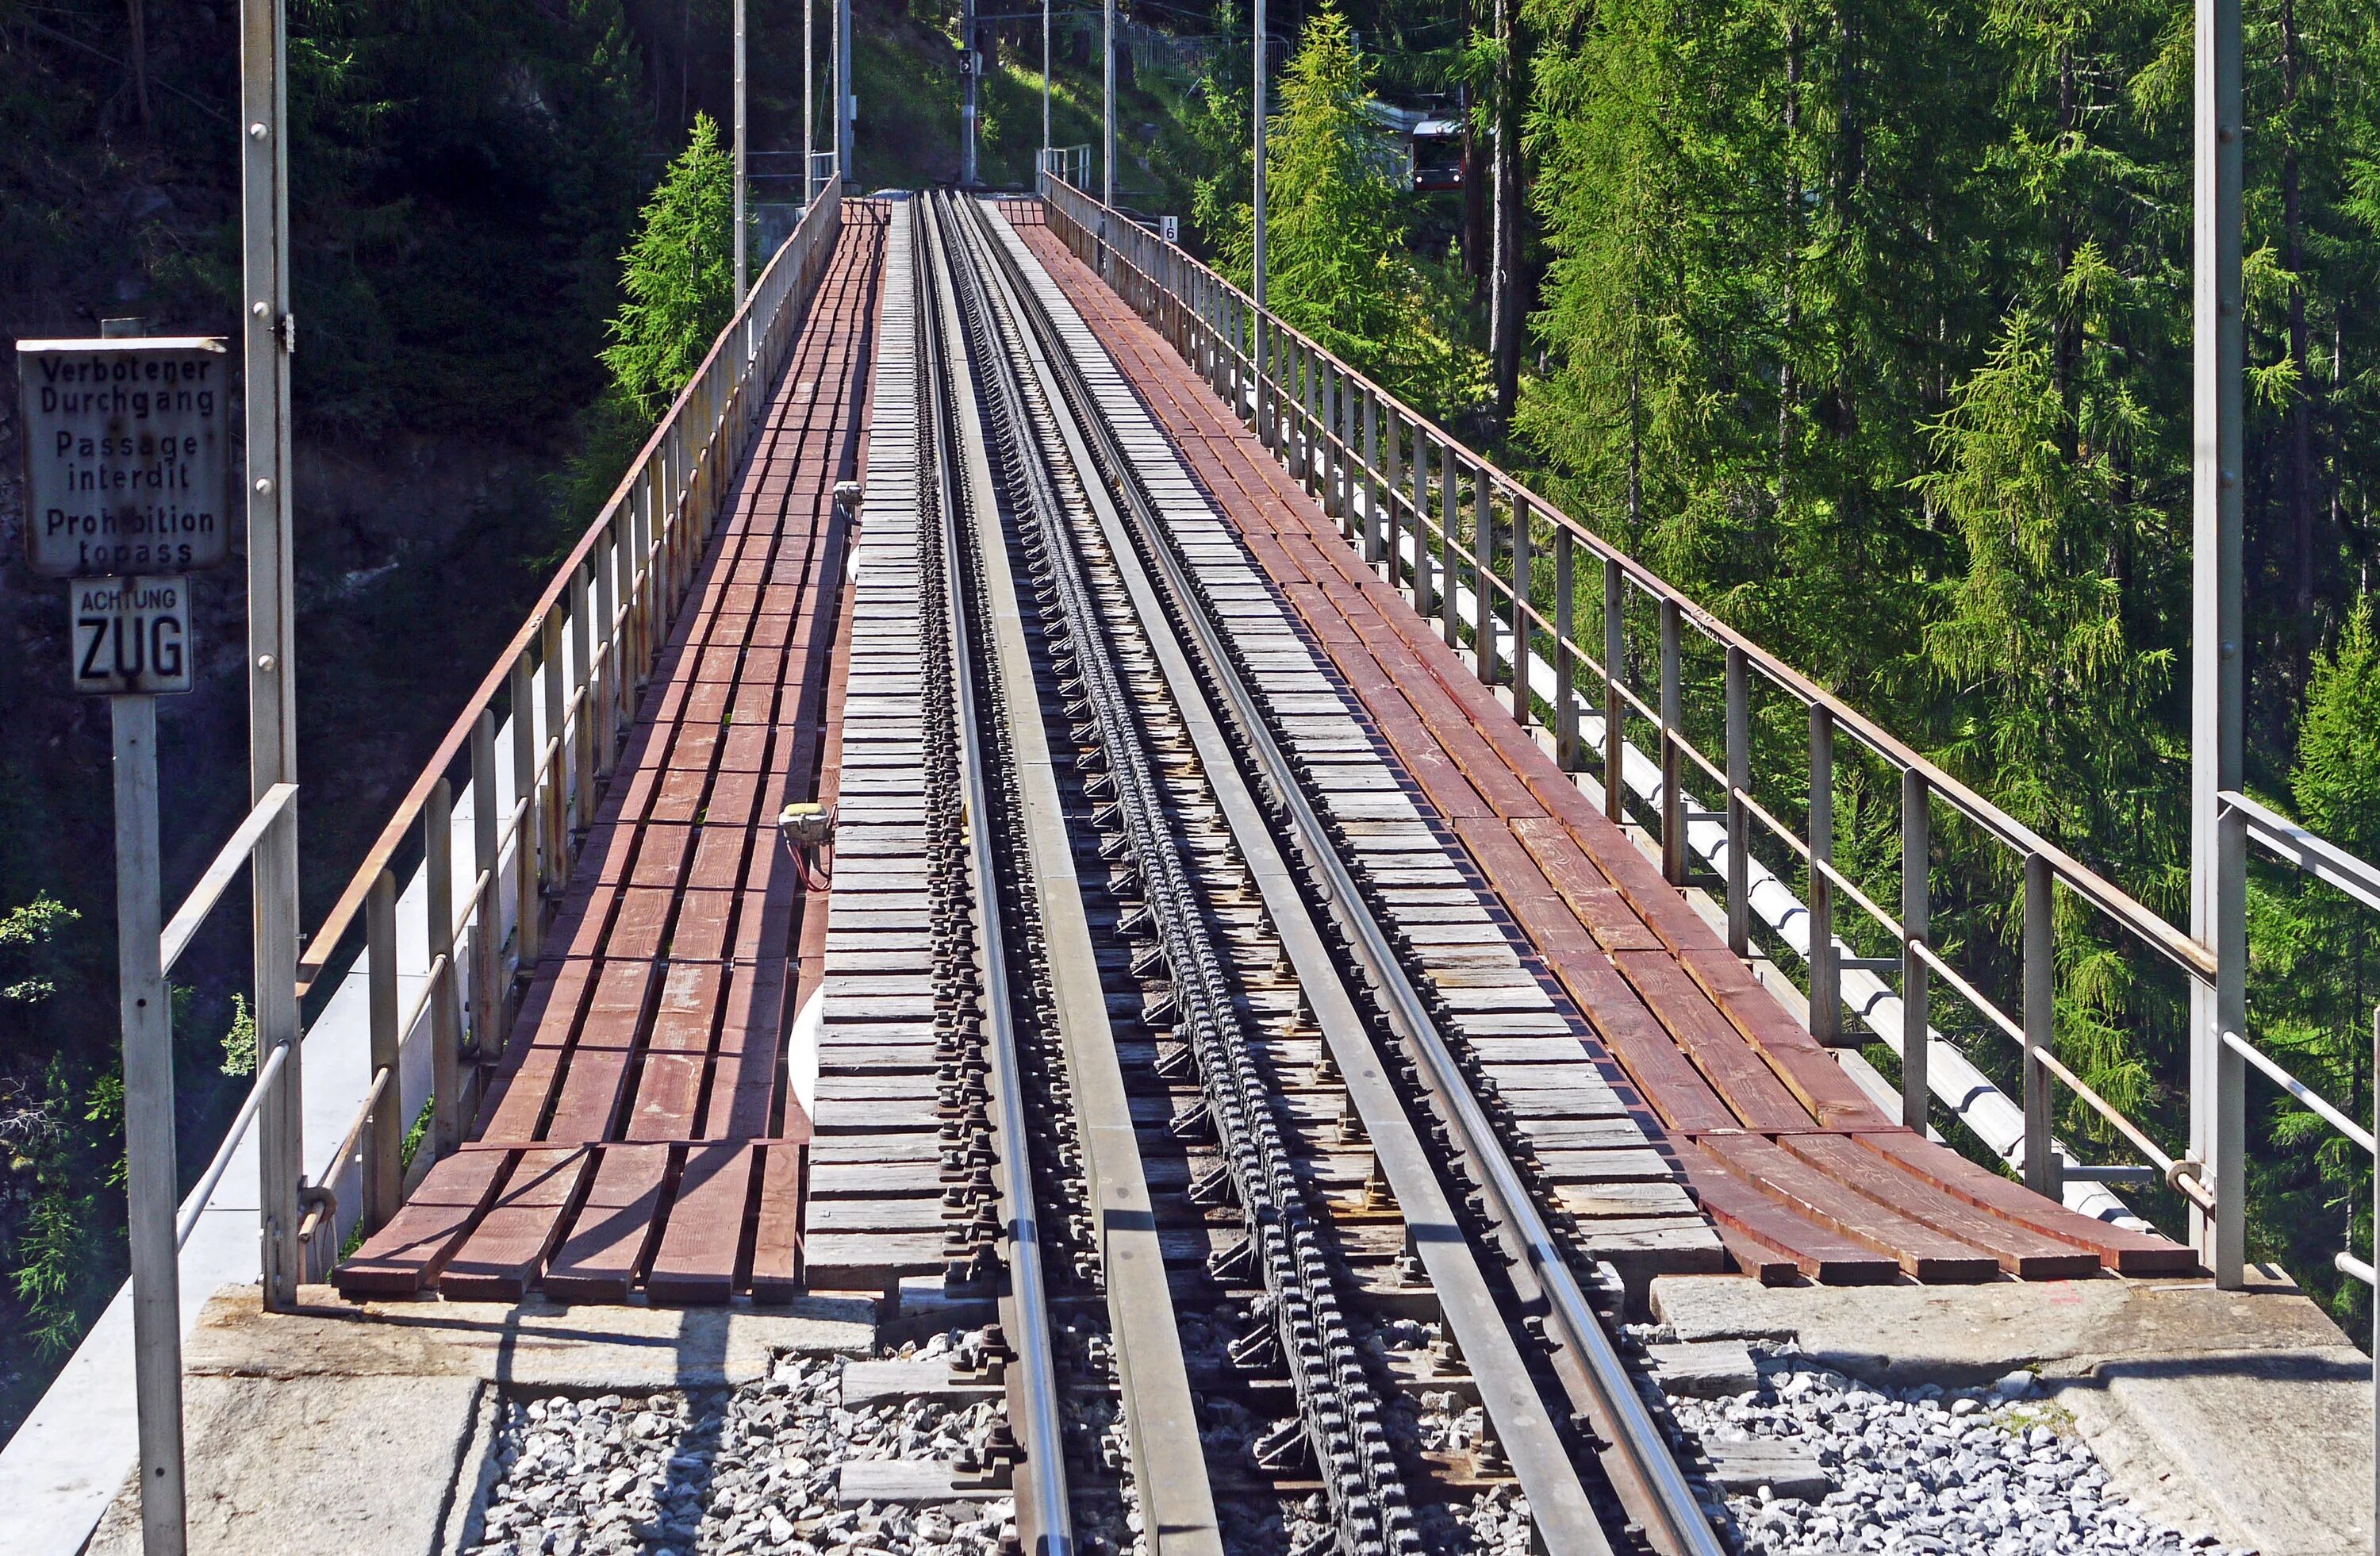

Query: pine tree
[[601, 112, 739, 420]]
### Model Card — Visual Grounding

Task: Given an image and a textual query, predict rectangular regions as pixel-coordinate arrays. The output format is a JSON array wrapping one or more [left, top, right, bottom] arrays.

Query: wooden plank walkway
[[1004, 202, 2194, 1285], [332, 205, 889, 1304]]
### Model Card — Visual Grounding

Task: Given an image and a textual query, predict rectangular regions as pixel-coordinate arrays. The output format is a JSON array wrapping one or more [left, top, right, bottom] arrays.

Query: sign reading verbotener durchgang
[[16, 336, 232, 578]]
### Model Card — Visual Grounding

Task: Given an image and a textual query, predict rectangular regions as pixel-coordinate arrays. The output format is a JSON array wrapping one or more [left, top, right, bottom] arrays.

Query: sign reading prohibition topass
[[70, 576, 193, 695], [16, 336, 232, 578]]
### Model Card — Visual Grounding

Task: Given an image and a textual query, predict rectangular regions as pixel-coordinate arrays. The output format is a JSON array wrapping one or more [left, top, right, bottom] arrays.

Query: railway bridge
[[4, 182, 2374, 1556]]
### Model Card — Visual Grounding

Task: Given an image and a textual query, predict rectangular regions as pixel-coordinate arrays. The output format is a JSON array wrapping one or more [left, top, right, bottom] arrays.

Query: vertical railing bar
[[509, 648, 542, 964], [1660, 597, 1684, 885], [470, 709, 501, 1054], [1511, 491, 1533, 728], [363, 869, 400, 1232], [1725, 645, 1750, 955], [1603, 558, 1626, 824], [1440, 442, 1460, 649], [1553, 528, 1579, 770], [1810, 703, 1839, 1045], [426, 774, 459, 1158], [1474, 472, 1496, 693], [1902, 769, 1932, 1132], [2023, 851, 2059, 1199]]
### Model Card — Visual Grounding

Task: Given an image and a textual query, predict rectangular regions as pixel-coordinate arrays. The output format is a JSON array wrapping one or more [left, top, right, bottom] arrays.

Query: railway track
[[904, 187, 1729, 1556]]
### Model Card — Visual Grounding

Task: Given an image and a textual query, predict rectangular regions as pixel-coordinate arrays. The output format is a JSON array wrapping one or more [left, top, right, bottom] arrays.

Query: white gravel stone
[[1667, 1349, 2257, 1555], [464, 1334, 1015, 1556]]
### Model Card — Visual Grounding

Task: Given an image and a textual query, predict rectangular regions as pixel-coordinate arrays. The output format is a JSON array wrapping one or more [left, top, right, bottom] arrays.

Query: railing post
[[541, 611, 567, 879], [471, 709, 501, 1055], [1603, 557, 1626, 824], [1553, 530, 1580, 770], [427, 774, 460, 1159], [1413, 428, 1435, 617], [253, 789, 301, 1302], [1660, 598, 1684, 886], [2202, 803, 2247, 1281], [1321, 359, 1341, 518], [1439, 443, 1460, 649], [364, 868, 400, 1231], [1474, 474, 1497, 692], [2022, 851, 2060, 1200], [1725, 645, 1750, 955], [1361, 385, 1382, 565], [1510, 494, 1533, 728], [1383, 407, 1404, 586], [570, 565, 595, 832], [596, 531, 619, 766], [1901, 769, 1931, 1131], [1809, 703, 1840, 1044], [510, 650, 543, 964]]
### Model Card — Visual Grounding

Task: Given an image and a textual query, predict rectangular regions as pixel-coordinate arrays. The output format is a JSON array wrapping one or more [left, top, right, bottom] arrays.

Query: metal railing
[[271, 173, 843, 1263], [1038, 172, 2380, 1297]]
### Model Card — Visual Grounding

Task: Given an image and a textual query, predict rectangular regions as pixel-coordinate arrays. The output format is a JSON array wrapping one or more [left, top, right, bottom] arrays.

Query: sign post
[[17, 325, 229, 1556]]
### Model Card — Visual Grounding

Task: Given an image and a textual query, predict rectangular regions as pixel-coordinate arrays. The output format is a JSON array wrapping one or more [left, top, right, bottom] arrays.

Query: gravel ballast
[[463, 1331, 1015, 1556], [1670, 1349, 2256, 1555]]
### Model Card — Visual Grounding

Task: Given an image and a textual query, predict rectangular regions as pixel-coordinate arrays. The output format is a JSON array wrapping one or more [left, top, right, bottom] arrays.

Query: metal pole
[[240, 0, 302, 1313], [2023, 853, 2062, 1201], [1251, 0, 1266, 310], [803, 0, 812, 206], [1042, 0, 1050, 165], [113, 693, 186, 1554], [1809, 704, 1839, 1045], [2188, 0, 2247, 1290], [962, 0, 977, 186], [1102, 0, 1115, 207], [734, 0, 747, 305], [835, 0, 852, 180]]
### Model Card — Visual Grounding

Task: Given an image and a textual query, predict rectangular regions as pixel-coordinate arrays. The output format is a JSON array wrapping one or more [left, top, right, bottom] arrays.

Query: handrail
[[2224, 788, 2380, 914], [162, 784, 297, 975], [295, 175, 846, 998], [175, 1039, 289, 1251], [1037, 173, 2212, 985]]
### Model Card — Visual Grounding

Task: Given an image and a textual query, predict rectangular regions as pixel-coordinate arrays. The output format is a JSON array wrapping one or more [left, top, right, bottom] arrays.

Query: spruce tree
[[602, 113, 740, 420]]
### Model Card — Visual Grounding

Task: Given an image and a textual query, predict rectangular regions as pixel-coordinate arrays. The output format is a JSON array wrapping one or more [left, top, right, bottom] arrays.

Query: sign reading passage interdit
[[70, 576, 192, 695], [15, 336, 232, 578]]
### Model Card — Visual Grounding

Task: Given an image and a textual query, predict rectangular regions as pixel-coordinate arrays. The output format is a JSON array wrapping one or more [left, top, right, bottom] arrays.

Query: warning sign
[[16, 337, 232, 579], [69, 576, 193, 695]]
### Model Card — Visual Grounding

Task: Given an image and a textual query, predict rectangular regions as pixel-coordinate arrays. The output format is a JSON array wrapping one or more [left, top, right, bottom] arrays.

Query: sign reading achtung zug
[[16, 336, 232, 578]]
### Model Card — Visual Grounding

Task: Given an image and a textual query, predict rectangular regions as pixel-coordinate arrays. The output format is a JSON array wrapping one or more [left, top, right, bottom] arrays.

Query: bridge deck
[[332, 206, 887, 1304], [333, 197, 2186, 1309], [1007, 204, 2191, 1285]]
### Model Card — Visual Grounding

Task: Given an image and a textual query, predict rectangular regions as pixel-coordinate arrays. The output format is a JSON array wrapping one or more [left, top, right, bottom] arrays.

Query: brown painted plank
[[542, 1144, 671, 1302], [1780, 1131, 2100, 1279], [1699, 1134, 1998, 1282], [1852, 1131, 2198, 1276], [645, 1141, 758, 1304], [332, 1149, 514, 1297], [1666, 1139, 1899, 1285], [1678, 947, 1886, 1128], [1612, 951, 1816, 1132], [438, 1147, 593, 1301]]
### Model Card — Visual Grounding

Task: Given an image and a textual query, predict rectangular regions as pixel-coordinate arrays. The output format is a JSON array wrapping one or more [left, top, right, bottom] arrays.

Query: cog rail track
[[910, 187, 1728, 1556]]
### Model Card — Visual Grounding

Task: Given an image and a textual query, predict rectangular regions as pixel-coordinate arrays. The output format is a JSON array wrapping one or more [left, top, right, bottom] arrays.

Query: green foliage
[[601, 113, 739, 421], [220, 994, 258, 1080], [0, 897, 76, 1008], [10, 1189, 102, 1358], [1205, 8, 1480, 416]]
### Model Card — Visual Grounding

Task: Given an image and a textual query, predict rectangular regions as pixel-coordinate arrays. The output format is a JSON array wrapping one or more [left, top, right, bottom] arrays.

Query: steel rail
[[961, 197, 1651, 1553], [929, 190, 1227, 1556], [945, 193, 1430, 1556], [981, 196, 1726, 1556], [919, 194, 1076, 1556]]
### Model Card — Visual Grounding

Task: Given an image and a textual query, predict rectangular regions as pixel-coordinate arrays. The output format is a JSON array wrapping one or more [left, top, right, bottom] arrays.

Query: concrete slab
[[81, 1285, 878, 1555], [1650, 1270, 2374, 1556]]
